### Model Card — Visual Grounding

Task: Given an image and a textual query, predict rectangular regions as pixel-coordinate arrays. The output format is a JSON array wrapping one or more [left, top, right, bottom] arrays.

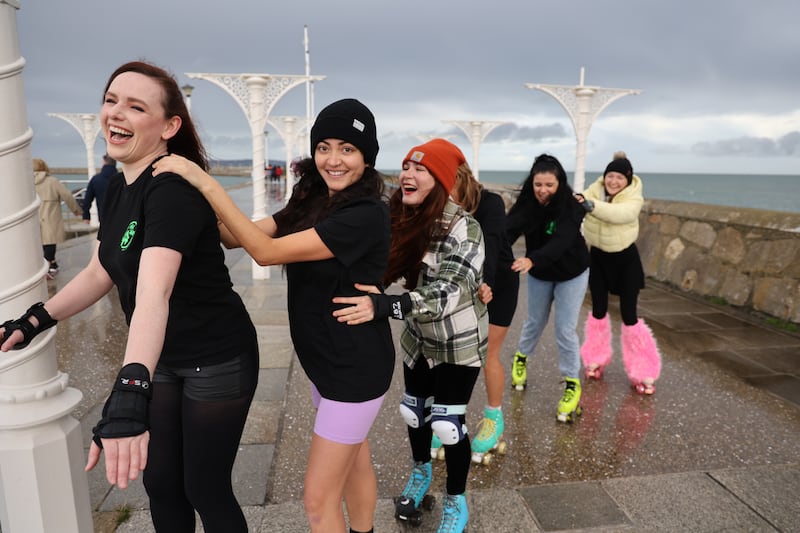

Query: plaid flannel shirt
[[401, 199, 489, 367]]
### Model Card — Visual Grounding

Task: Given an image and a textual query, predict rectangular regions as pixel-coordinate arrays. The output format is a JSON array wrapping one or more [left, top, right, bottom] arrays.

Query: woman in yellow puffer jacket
[[575, 151, 661, 394]]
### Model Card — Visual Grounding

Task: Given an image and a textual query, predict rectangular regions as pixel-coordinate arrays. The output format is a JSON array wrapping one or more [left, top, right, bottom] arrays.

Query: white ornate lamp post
[[181, 83, 194, 113], [268, 115, 311, 204], [525, 67, 640, 192], [47, 113, 101, 180], [1, 2, 93, 531], [443, 120, 507, 182], [185, 72, 324, 280]]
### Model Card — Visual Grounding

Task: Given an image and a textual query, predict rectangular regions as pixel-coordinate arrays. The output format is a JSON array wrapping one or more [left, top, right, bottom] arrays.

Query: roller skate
[[394, 461, 436, 526], [510, 351, 527, 391], [430, 433, 445, 460], [556, 377, 582, 423], [621, 320, 662, 396], [437, 492, 468, 533], [581, 314, 612, 381], [471, 407, 506, 465]]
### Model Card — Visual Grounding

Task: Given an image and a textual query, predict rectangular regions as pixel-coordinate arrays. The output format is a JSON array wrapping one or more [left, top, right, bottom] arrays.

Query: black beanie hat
[[310, 98, 379, 166], [603, 151, 633, 184]]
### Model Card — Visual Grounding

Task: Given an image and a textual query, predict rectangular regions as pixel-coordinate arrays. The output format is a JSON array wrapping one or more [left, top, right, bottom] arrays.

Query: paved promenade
[[37, 184, 800, 532]]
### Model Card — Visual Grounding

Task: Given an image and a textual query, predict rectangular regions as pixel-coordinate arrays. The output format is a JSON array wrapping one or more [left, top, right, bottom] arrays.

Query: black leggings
[[589, 274, 639, 326], [144, 351, 257, 532], [404, 360, 480, 495]]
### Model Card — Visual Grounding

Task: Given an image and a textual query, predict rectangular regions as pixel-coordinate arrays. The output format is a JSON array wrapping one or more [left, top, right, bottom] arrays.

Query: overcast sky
[[15, 0, 800, 176]]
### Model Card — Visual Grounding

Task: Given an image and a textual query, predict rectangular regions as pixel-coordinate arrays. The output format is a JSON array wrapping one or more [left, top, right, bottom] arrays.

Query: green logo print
[[120, 221, 138, 250], [545, 220, 556, 235]]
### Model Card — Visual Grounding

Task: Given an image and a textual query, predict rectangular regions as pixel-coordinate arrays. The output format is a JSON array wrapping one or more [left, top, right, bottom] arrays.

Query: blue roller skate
[[394, 461, 436, 526], [437, 492, 468, 532], [471, 407, 506, 465]]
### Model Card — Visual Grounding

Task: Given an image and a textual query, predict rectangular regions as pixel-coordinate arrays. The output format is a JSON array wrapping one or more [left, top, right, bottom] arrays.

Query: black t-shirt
[[285, 198, 395, 402], [98, 165, 255, 367]]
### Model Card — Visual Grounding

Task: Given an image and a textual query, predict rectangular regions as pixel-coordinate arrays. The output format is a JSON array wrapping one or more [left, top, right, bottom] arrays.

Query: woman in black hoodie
[[506, 154, 589, 422]]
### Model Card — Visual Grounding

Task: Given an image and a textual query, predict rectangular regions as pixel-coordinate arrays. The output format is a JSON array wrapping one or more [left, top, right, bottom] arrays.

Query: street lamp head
[[181, 84, 194, 98]]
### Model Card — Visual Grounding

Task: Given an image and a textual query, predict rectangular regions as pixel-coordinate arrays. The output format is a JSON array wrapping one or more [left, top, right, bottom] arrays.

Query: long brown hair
[[451, 164, 483, 214], [383, 178, 450, 289], [103, 61, 208, 171]]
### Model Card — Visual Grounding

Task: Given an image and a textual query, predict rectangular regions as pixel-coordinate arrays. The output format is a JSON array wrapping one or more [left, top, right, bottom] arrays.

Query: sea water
[[56, 170, 799, 213]]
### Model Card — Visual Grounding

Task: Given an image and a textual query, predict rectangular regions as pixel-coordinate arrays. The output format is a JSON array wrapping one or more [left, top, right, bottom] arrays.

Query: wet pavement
[[36, 184, 800, 532]]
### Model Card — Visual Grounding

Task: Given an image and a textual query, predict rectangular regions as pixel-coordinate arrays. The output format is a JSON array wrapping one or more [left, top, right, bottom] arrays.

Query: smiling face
[[399, 160, 437, 206], [314, 139, 367, 195], [101, 71, 180, 174], [603, 171, 629, 198], [532, 171, 560, 205]]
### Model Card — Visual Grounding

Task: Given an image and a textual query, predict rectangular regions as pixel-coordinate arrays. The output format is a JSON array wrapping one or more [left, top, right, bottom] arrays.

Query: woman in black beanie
[[154, 98, 393, 533]]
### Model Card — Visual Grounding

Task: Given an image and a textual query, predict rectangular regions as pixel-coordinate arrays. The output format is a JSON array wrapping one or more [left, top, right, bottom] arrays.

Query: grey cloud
[[692, 132, 800, 157]]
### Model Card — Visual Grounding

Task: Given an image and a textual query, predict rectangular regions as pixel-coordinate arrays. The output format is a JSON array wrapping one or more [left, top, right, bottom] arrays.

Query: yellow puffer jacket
[[581, 174, 643, 253]]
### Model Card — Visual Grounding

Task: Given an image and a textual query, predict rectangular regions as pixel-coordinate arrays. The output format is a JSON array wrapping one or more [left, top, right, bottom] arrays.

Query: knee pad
[[430, 403, 467, 445], [399, 393, 432, 428]]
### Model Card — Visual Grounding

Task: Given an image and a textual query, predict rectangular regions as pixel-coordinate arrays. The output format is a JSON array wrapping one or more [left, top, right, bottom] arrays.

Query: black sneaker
[[48, 261, 59, 275]]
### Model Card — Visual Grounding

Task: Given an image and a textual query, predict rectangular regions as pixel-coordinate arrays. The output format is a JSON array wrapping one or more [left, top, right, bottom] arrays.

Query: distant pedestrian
[[83, 153, 117, 225], [33, 157, 81, 278], [274, 165, 283, 181], [506, 153, 589, 423], [575, 151, 662, 394]]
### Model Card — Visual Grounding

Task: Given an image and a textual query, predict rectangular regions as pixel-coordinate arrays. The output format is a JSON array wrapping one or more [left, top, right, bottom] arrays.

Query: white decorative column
[[46, 113, 101, 181], [0, 2, 93, 532], [525, 67, 640, 192], [268, 115, 310, 204], [443, 120, 507, 181], [185, 72, 324, 279]]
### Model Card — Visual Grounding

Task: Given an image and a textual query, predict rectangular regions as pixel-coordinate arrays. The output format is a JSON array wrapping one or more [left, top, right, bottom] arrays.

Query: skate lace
[[439, 494, 460, 532], [403, 464, 428, 502], [475, 418, 496, 441], [513, 356, 526, 377], [561, 383, 576, 403]]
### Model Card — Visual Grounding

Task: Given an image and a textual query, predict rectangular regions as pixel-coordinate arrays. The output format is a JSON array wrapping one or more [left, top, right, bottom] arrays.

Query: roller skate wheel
[[636, 383, 656, 395], [421, 494, 436, 510], [429, 448, 439, 460], [409, 512, 423, 527], [436, 447, 446, 461], [482, 453, 494, 466], [497, 441, 508, 455]]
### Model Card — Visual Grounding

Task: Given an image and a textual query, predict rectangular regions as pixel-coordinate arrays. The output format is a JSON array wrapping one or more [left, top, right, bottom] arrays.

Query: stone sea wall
[[487, 185, 800, 325]]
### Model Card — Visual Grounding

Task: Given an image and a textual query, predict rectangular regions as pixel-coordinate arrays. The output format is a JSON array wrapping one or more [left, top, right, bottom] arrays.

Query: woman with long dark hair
[[506, 154, 589, 422], [2, 61, 259, 532]]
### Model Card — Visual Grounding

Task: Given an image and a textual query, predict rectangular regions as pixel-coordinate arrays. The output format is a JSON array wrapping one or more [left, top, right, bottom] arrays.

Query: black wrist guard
[[0, 302, 57, 349], [92, 363, 152, 448], [369, 292, 412, 320]]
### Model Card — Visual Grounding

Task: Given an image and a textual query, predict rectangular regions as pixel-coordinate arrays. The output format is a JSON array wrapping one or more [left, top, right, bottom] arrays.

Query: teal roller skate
[[430, 433, 445, 460], [510, 351, 527, 391], [394, 461, 436, 526], [470, 407, 506, 465], [556, 377, 582, 423], [437, 492, 468, 533]]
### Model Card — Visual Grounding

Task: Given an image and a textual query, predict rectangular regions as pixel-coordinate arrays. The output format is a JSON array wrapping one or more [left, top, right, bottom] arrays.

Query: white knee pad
[[399, 393, 433, 428], [430, 403, 467, 445]]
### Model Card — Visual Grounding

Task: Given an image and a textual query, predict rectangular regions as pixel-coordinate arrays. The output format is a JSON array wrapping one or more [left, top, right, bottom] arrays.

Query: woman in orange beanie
[[334, 138, 486, 532]]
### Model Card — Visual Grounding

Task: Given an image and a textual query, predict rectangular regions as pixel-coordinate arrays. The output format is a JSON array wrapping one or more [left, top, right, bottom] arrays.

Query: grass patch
[[115, 505, 132, 526], [765, 317, 800, 333]]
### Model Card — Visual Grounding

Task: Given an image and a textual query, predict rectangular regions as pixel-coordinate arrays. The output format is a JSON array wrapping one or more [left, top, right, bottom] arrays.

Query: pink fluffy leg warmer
[[580, 314, 612, 370], [621, 319, 662, 385]]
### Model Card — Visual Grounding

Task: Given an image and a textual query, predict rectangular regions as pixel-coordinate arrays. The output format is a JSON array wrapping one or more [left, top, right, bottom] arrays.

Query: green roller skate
[[557, 377, 582, 423], [430, 433, 445, 460], [510, 351, 528, 391], [471, 407, 506, 465], [394, 461, 436, 526]]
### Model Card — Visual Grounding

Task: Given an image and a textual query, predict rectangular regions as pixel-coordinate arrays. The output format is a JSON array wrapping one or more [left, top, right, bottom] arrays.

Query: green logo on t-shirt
[[545, 220, 556, 235], [120, 221, 138, 250]]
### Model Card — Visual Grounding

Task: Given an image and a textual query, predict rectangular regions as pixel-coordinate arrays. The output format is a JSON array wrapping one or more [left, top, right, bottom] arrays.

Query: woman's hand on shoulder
[[152, 154, 209, 191]]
